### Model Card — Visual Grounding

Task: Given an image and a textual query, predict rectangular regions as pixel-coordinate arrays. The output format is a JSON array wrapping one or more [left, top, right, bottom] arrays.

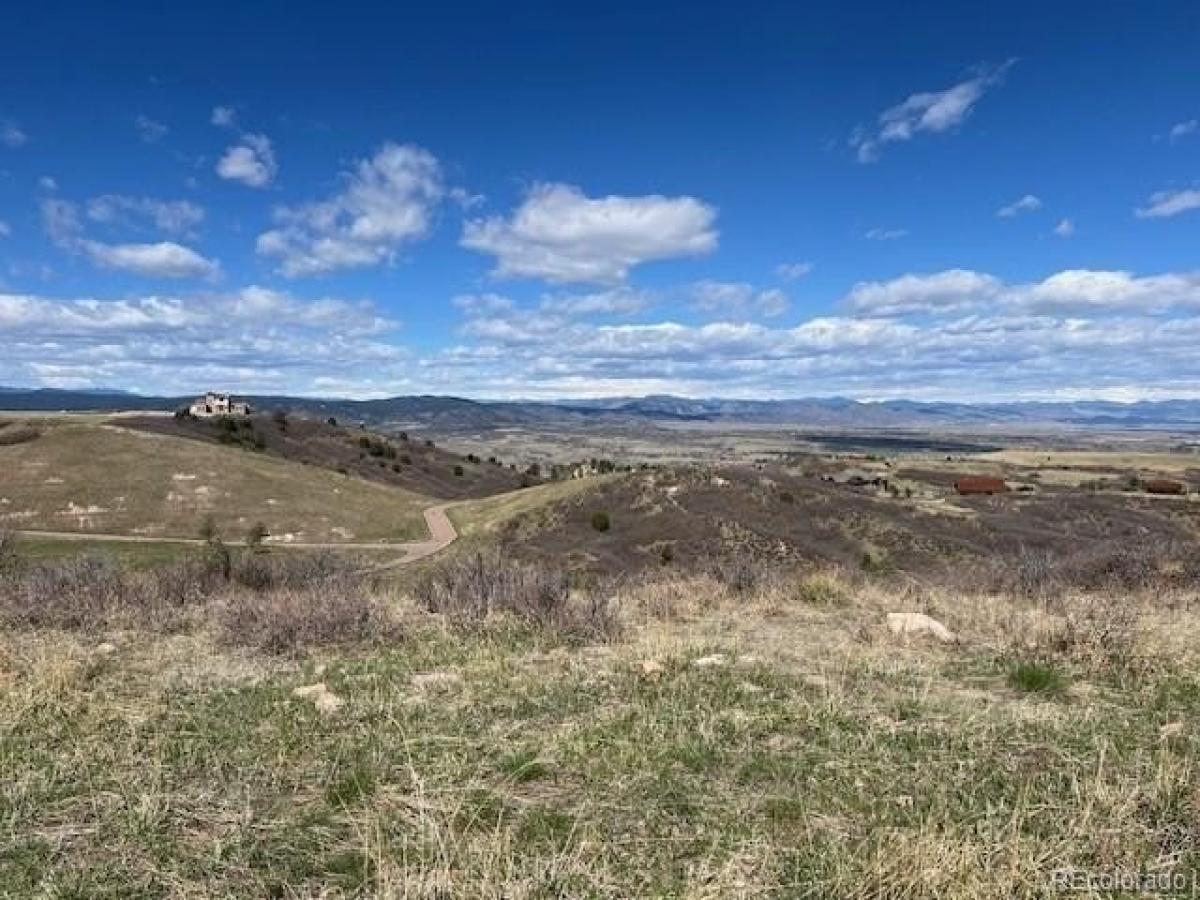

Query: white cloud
[[844, 269, 1002, 316], [86, 195, 204, 236], [0, 220, 9, 238], [134, 115, 168, 143], [850, 61, 1015, 163], [997, 194, 1042, 217], [865, 228, 908, 240], [38, 175, 57, 191], [1135, 188, 1200, 219], [1, 119, 27, 148], [1053, 218, 1075, 237], [690, 280, 789, 319], [210, 105, 237, 128], [1169, 119, 1198, 142], [756, 288, 790, 318], [0, 287, 407, 396], [539, 288, 648, 317], [257, 143, 442, 276], [776, 261, 813, 281], [216, 133, 277, 188], [40, 198, 83, 243], [78, 240, 220, 280], [41, 197, 219, 280], [461, 183, 718, 283], [845, 268, 1200, 317]]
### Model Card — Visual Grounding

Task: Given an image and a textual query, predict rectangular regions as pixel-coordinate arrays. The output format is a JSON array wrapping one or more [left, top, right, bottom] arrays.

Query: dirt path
[[13, 503, 460, 565]]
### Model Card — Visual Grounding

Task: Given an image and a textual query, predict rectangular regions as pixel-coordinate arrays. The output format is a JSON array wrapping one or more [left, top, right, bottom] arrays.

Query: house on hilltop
[[189, 391, 251, 418]]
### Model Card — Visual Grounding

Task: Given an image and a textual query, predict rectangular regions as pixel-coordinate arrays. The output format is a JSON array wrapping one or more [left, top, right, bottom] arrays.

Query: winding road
[[13, 502, 460, 568]]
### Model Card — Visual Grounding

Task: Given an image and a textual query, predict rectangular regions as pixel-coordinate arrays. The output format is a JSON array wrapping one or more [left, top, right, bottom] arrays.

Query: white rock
[[886, 612, 957, 644], [692, 654, 728, 668], [293, 682, 344, 715]]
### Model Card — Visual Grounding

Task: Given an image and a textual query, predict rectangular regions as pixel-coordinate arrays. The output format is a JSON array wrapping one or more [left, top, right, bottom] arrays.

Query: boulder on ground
[[886, 612, 957, 644]]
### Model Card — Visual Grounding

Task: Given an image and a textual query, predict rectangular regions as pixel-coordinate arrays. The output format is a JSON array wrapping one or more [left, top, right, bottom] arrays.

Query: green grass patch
[[1007, 658, 1069, 695]]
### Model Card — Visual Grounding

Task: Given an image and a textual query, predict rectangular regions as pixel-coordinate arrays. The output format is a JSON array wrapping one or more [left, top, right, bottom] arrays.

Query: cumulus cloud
[[217, 133, 277, 188], [997, 194, 1042, 217], [850, 61, 1015, 163], [77, 240, 220, 280], [86, 195, 204, 236], [844, 268, 1200, 317], [134, 114, 168, 143], [210, 105, 237, 128], [10, 266, 1200, 401], [257, 143, 443, 276], [461, 183, 718, 283], [1054, 218, 1075, 237], [1, 119, 28, 148], [1135, 188, 1200, 219], [776, 261, 813, 281], [0, 286, 406, 396], [41, 197, 219, 280], [690, 280, 790, 319], [424, 265, 1200, 400]]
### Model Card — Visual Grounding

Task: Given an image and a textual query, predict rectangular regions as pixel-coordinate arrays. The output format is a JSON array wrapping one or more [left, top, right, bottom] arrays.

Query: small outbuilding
[[954, 475, 1009, 496]]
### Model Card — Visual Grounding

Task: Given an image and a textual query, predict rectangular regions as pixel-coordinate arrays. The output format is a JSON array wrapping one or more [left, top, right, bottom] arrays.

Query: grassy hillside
[[120, 413, 532, 500], [471, 464, 1200, 580], [0, 420, 429, 543], [3, 550, 1199, 896], [448, 475, 617, 537]]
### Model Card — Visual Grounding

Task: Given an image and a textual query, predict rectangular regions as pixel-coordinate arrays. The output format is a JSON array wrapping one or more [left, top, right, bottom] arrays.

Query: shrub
[[0, 424, 40, 446], [417, 552, 620, 642], [246, 522, 269, 551], [217, 579, 401, 654], [0, 531, 17, 572], [793, 572, 851, 606], [454, 465, 465, 477], [590, 511, 611, 532], [707, 554, 762, 594], [860, 544, 891, 574], [327, 417, 338, 427], [1007, 659, 1067, 695], [198, 515, 219, 542], [779, 490, 795, 504], [0, 554, 218, 633]]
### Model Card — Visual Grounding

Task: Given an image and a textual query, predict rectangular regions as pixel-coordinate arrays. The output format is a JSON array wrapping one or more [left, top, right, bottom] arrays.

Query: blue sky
[[2, 0, 1199, 400]]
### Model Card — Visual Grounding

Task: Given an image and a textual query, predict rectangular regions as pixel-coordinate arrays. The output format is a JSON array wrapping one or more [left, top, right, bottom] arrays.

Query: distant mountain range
[[5, 387, 1200, 431]]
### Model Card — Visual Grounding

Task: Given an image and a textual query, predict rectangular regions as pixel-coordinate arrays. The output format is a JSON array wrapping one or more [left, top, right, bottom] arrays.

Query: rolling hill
[[0, 418, 430, 543], [118, 412, 532, 500]]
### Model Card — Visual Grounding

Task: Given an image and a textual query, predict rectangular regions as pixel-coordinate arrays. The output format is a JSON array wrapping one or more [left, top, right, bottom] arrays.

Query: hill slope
[[468, 464, 1200, 579], [118, 413, 531, 500], [0, 420, 430, 543]]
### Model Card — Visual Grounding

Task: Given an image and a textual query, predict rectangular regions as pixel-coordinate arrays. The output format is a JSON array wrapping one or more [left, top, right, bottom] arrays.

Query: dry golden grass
[[3, 553, 1200, 896], [0, 420, 430, 542]]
